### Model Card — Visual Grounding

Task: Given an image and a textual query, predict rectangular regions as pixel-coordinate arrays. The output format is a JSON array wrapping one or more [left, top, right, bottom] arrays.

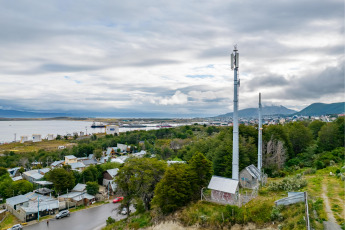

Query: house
[[239, 164, 261, 189], [7, 167, 21, 178], [106, 125, 119, 135], [31, 161, 42, 167], [64, 155, 77, 164], [103, 168, 119, 195], [20, 192, 59, 222], [6, 195, 29, 213], [47, 134, 54, 140], [106, 147, 120, 157], [72, 183, 87, 192], [117, 144, 129, 153], [132, 150, 147, 158], [51, 160, 64, 168], [99, 155, 110, 164], [58, 146, 66, 149], [39, 168, 51, 175], [6, 193, 58, 222], [207, 176, 239, 205], [69, 162, 86, 171], [32, 134, 42, 142], [22, 170, 44, 183], [83, 159, 98, 167], [60, 191, 95, 207]]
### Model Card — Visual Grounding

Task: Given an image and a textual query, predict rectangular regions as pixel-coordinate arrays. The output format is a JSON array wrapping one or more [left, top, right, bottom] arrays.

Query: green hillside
[[296, 102, 345, 116]]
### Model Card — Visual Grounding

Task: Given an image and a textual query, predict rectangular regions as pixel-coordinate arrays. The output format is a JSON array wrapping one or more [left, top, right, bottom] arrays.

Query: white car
[[121, 207, 128, 215], [8, 224, 23, 230]]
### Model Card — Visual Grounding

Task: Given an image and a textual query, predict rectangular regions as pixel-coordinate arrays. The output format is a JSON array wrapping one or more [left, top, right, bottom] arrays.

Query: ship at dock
[[91, 122, 106, 128]]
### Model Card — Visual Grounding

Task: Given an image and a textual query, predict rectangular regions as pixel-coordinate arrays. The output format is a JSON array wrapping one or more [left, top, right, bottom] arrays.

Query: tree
[[317, 121, 343, 152], [308, 120, 325, 139], [188, 152, 213, 200], [86, 181, 99, 195], [45, 168, 75, 194], [115, 158, 167, 212], [152, 163, 193, 214], [287, 122, 313, 157], [94, 149, 102, 159], [10, 180, 33, 196], [0, 167, 8, 177]]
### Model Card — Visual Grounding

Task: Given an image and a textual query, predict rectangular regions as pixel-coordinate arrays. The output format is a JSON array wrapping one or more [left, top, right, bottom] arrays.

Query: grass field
[[0, 139, 75, 153], [0, 212, 21, 230]]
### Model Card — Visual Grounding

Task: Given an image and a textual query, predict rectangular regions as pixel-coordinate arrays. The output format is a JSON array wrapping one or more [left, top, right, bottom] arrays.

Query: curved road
[[24, 203, 126, 230]]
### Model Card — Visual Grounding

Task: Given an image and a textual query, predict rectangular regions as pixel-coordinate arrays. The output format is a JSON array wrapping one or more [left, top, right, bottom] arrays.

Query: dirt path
[[322, 183, 341, 230]]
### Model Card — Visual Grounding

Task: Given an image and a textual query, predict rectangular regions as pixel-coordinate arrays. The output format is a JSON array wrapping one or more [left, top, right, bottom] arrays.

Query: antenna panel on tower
[[231, 53, 234, 70]]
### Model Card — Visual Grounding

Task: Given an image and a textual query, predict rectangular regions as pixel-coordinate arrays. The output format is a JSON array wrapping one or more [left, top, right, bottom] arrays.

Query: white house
[[47, 134, 54, 141], [32, 134, 42, 142]]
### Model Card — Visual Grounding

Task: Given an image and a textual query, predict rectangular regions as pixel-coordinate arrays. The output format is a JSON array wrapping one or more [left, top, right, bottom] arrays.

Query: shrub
[[268, 175, 307, 191], [271, 206, 284, 221], [314, 161, 325, 170], [106, 217, 115, 225], [303, 168, 316, 175]]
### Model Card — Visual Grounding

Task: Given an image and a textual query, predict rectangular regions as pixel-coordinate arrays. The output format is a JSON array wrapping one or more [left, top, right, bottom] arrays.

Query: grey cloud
[[246, 75, 289, 91], [270, 61, 344, 100], [130, 59, 181, 67], [40, 63, 105, 73]]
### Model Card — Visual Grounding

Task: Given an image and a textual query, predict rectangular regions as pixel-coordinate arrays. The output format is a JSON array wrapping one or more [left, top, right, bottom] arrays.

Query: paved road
[[24, 203, 126, 230]]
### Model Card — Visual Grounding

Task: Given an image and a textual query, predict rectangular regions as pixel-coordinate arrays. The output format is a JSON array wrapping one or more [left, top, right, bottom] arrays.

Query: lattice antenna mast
[[231, 45, 239, 180], [258, 93, 263, 173]]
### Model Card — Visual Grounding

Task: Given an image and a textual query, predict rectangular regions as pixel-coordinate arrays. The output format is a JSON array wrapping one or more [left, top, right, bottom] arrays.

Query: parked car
[[8, 224, 22, 230], [120, 207, 127, 215], [112, 196, 124, 203], [55, 210, 70, 219]]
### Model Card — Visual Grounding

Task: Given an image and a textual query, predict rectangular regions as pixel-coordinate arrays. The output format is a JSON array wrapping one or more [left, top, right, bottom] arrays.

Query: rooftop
[[207, 176, 239, 194], [65, 155, 77, 160], [6, 195, 29, 206]]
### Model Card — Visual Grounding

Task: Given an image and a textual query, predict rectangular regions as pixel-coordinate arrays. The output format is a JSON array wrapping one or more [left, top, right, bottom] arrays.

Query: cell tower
[[258, 93, 262, 173], [231, 45, 239, 180]]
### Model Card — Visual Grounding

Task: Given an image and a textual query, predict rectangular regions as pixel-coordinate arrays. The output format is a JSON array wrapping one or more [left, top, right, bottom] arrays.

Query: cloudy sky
[[0, 0, 343, 117]]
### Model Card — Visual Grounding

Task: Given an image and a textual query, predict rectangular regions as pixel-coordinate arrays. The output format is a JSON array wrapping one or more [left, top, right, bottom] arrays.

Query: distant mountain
[[216, 105, 296, 118], [295, 102, 345, 116], [0, 109, 69, 118]]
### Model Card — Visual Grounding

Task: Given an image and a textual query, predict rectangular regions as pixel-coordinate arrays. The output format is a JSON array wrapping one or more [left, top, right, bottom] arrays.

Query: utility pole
[[258, 93, 263, 174], [67, 188, 69, 210], [231, 45, 240, 181], [37, 194, 40, 221]]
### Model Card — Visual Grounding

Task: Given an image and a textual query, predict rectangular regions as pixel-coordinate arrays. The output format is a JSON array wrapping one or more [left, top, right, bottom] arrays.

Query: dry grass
[[0, 212, 21, 230], [0, 140, 75, 153]]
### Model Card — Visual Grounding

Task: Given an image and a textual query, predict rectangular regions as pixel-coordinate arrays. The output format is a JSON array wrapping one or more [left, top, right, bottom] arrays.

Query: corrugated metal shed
[[208, 176, 239, 194], [245, 164, 261, 179]]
